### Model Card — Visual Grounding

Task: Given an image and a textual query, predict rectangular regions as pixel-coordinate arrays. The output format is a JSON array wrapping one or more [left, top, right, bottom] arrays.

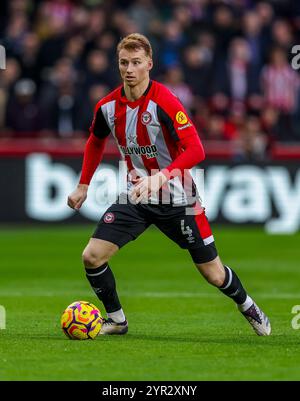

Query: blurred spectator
[[93, 31, 117, 60], [128, 0, 159, 35], [224, 104, 246, 141], [38, 57, 78, 136], [18, 32, 41, 81], [272, 19, 295, 53], [234, 115, 268, 162], [260, 106, 281, 141], [172, 3, 193, 32], [212, 5, 237, 60], [0, 58, 21, 130], [206, 113, 227, 141], [242, 10, 265, 71], [159, 20, 186, 69], [213, 38, 260, 102], [82, 49, 117, 90], [255, 1, 274, 27], [69, 5, 90, 34], [163, 65, 193, 111], [41, 0, 74, 27], [35, 21, 66, 73], [4, 12, 28, 57], [192, 98, 210, 139], [261, 47, 300, 140], [84, 7, 106, 42], [75, 83, 110, 134], [182, 44, 213, 99], [186, 0, 208, 23], [110, 10, 139, 39], [5, 78, 41, 135], [255, 1, 274, 51], [62, 35, 85, 70], [196, 31, 215, 66]]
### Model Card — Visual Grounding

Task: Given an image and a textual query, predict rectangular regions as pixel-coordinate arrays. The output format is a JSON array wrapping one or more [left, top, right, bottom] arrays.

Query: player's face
[[118, 48, 153, 87]]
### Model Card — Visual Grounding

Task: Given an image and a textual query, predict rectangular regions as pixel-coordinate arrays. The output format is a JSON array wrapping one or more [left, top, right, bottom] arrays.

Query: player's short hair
[[117, 33, 153, 59]]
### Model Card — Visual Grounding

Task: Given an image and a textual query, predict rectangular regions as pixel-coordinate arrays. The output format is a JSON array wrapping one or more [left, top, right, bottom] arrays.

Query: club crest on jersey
[[103, 212, 115, 224], [141, 111, 152, 125]]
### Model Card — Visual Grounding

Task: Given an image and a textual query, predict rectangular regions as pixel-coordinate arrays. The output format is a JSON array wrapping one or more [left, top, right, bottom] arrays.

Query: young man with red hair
[[68, 33, 271, 336]]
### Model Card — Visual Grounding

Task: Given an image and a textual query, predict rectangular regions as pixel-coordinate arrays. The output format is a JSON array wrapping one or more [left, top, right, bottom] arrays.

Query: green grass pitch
[[0, 225, 299, 381]]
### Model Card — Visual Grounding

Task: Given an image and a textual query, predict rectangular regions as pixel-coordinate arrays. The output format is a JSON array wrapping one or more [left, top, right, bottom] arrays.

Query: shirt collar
[[120, 80, 152, 105]]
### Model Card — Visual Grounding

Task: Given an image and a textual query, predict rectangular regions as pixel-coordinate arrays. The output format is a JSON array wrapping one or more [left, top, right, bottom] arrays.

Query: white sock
[[238, 295, 254, 312], [107, 309, 126, 323]]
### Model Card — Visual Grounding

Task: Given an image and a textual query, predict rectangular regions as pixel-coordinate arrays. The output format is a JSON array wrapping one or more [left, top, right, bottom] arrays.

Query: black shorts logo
[[103, 212, 115, 224]]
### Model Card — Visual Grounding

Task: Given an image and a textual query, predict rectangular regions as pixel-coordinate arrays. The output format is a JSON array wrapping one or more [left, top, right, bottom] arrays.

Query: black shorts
[[92, 197, 218, 264]]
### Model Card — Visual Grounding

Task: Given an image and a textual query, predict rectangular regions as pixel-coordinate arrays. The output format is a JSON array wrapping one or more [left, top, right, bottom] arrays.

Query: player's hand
[[131, 172, 168, 203], [67, 184, 88, 210]]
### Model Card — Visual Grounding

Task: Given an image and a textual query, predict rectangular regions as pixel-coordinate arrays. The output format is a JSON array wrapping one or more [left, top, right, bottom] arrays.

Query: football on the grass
[[61, 301, 102, 340]]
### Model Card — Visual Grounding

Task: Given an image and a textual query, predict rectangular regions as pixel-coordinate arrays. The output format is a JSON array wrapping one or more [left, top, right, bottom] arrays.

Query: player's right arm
[[67, 103, 111, 210]]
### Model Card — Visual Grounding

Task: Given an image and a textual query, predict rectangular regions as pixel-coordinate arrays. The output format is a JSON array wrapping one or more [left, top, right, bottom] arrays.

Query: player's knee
[[82, 249, 110, 268]]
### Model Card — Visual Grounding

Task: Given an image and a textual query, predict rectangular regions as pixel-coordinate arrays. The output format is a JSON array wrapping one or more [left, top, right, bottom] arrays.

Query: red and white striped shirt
[[80, 80, 205, 205]]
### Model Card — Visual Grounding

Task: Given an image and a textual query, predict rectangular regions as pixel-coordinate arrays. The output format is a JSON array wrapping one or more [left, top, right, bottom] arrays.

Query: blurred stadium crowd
[[0, 0, 300, 161]]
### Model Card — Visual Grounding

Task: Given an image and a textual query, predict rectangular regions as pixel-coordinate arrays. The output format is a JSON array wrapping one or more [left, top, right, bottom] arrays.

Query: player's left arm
[[157, 95, 205, 178]]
